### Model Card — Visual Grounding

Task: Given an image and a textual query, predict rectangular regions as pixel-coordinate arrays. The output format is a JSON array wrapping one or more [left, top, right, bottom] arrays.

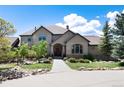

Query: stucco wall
[[21, 36, 32, 46], [66, 35, 89, 57], [88, 45, 101, 56]]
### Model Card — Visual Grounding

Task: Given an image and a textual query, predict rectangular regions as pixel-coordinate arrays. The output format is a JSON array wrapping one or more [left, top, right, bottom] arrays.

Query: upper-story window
[[39, 35, 46, 41], [28, 38, 31, 42], [72, 44, 83, 54]]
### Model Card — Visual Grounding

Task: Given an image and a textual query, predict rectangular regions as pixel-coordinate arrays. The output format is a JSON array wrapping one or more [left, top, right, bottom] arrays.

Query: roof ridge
[[84, 35, 99, 37]]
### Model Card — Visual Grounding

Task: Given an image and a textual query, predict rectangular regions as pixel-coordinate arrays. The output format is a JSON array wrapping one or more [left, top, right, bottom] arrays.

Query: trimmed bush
[[43, 60, 51, 64], [68, 58, 77, 63], [119, 62, 124, 66], [78, 59, 91, 63], [78, 59, 84, 63], [83, 54, 95, 61], [83, 59, 91, 63]]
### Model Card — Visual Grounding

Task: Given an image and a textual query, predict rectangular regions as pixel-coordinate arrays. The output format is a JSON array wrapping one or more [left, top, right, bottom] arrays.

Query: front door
[[53, 44, 62, 57]]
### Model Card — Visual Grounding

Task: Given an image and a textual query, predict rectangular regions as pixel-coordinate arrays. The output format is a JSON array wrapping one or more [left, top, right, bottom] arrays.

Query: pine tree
[[100, 21, 112, 57], [111, 13, 124, 59]]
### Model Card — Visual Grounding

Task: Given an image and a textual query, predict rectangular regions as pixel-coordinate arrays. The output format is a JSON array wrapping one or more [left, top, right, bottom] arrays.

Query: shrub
[[7, 51, 16, 62], [78, 59, 84, 63], [119, 62, 124, 66], [68, 58, 77, 63], [26, 50, 36, 59], [38, 58, 51, 64], [83, 59, 91, 63], [32, 41, 48, 59], [43, 59, 51, 64], [19, 43, 29, 60], [78, 59, 91, 63], [63, 57, 68, 61], [83, 54, 94, 61]]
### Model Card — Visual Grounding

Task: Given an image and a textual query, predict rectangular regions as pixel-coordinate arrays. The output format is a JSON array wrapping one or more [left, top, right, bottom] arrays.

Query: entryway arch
[[53, 43, 63, 57]]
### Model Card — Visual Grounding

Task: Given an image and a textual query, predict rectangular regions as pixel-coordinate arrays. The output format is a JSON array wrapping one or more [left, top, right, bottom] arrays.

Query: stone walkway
[[0, 59, 124, 87]]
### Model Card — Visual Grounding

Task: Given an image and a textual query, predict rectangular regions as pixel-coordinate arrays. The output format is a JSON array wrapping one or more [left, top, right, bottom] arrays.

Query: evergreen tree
[[111, 13, 124, 59], [100, 21, 112, 56]]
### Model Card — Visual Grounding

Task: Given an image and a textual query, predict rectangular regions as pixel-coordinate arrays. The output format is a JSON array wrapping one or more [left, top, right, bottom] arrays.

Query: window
[[28, 38, 31, 42], [39, 35, 46, 41], [72, 44, 83, 54]]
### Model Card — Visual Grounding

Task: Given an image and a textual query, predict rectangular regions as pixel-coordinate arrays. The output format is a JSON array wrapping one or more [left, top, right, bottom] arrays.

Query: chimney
[[66, 25, 69, 30], [35, 26, 37, 30]]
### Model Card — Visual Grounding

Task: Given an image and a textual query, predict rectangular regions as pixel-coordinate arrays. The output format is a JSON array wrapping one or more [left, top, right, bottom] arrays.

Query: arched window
[[72, 44, 83, 54]]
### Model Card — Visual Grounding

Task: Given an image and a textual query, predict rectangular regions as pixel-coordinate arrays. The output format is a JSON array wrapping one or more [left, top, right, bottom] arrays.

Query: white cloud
[[96, 16, 100, 19], [106, 11, 119, 27], [56, 13, 102, 36], [106, 10, 124, 27]]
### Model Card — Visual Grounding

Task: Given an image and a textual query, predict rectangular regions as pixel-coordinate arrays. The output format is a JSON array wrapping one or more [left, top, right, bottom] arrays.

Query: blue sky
[[0, 5, 124, 36]]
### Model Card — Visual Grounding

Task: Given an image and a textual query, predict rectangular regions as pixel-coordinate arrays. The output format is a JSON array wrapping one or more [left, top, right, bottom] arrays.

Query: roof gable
[[51, 30, 75, 44], [65, 33, 90, 44]]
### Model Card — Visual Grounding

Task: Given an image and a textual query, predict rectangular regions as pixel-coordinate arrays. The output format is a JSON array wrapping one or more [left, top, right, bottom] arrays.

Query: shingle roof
[[20, 26, 41, 36], [20, 25, 67, 36], [84, 36, 101, 45], [44, 25, 67, 34]]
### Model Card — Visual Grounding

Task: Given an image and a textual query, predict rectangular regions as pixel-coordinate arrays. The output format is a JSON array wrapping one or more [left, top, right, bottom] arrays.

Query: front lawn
[[21, 63, 52, 71], [0, 63, 17, 71], [66, 62, 122, 70], [0, 63, 52, 72]]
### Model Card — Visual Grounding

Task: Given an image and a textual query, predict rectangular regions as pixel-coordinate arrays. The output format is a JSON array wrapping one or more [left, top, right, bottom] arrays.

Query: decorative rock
[[119, 67, 124, 70], [87, 68, 93, 71], [111, 67, 120, 70], [31, 68, 49, 75], [78, 67, 86, 71], [37, 69, 43, 72], [24, 60, 33, 65], [31, 71, 37, 75], [0, 68, 27, 82]]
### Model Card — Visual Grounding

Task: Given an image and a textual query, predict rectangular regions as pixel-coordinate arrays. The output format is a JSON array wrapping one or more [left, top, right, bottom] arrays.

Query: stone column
[[51, 44, 54, 57], [62, 45, 65, 57]]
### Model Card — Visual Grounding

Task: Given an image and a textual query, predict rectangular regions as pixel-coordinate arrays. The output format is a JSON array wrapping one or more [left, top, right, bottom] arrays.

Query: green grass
[[66, 62, 121, 70], [0, 63, 52, 72], [21, 63, 52, 71], [0, 63, 17, 71]]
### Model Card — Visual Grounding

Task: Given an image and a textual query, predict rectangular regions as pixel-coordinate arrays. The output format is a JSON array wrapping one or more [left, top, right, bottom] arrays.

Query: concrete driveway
[[0, 59, 124, 87]]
